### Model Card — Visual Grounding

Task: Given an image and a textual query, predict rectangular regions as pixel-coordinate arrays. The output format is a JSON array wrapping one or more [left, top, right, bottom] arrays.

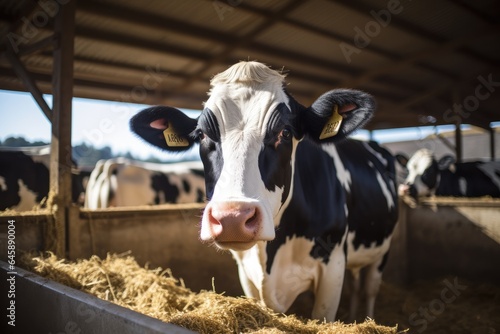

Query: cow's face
[[131, 61, 374, 251], [398, 149, 455, 198]]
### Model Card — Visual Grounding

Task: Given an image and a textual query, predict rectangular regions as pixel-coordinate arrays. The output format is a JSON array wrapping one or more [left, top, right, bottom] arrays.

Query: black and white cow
[[130, 61, 398, 321], [84, 158, 205, 209], [0, 147, 88, 211], [398, 149, 500, 198]]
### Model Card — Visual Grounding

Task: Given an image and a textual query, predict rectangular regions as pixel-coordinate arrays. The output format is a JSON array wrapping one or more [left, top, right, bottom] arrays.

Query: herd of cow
[[2, 62, 500, 322], [2, 136, 499, 213]]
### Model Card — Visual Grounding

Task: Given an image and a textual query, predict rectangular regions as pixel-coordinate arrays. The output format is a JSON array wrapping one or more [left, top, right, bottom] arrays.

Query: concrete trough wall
[[0, 204, 244, 296], [400, 198, 500, 284], [71, 204, 243, 295], [1, 198, 499, 297], [0, 261, 195, 333]]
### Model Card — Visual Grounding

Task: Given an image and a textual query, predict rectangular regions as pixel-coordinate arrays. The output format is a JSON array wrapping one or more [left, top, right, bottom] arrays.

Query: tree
[[1, 136, 48, 147]]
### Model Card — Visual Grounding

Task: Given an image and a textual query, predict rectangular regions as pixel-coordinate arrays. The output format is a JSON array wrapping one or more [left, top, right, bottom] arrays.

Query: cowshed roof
[[1, 0, 499, 130]]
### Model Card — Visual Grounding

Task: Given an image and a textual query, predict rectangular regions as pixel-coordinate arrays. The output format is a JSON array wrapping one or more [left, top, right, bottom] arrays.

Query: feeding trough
[[0, 260, 194, 334]]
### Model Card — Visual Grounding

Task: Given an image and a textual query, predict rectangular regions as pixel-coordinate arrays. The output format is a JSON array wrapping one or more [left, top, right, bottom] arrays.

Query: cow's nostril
[[245, 210, 258, 229]]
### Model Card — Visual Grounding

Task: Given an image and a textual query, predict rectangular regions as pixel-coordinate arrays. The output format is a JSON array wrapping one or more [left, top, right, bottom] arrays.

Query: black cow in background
[[397, 148, 500, 199], [0, 147, 88, 211]]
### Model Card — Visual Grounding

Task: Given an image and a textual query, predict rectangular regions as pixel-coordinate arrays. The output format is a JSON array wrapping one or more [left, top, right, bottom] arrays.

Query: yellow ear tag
[[163, 123, 189, 147], [319, 105, 343, 140]]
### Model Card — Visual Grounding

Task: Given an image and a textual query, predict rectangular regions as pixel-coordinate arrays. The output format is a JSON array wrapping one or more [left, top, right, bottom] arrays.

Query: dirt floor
[[341, 278, 499, 333], [25, 252, 499, 334], [285, 275, 499, 334]]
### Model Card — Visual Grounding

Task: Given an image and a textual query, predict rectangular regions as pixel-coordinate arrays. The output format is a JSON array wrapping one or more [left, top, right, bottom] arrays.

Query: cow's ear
[[395, 153, 409, 168], [130, 106, 198, 152], [438, 155, 455, 171], [301, 89, 375, 143]]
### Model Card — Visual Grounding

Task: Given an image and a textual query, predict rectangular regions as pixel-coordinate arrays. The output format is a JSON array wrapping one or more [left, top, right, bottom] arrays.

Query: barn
[[0, 0, 499, 333]]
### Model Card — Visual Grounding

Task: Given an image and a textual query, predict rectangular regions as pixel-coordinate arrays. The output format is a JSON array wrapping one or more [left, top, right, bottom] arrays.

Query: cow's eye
[[281, 128, 292, 139], [194, 129, 205, 140]]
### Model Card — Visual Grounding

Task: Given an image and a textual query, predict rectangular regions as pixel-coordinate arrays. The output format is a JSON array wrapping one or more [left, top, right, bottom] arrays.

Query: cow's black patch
[[151, 172, 179, 204], [421, 160, 438, 189], [189, 168, 205, 178], [196, 188, 205, 203], [258, 103, 295, 203], [197, 108, 223, 200], [0, 151, 49, 210], [182, 178, 190, 193], [196, 108, 221, 142]]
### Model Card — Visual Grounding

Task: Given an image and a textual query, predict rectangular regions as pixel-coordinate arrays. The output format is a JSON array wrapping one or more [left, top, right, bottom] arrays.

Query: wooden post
[[455, 122, 462, 163], [50, 0, 75, 257], [490, 126, 496, 161], [453, 91, 463, 162]]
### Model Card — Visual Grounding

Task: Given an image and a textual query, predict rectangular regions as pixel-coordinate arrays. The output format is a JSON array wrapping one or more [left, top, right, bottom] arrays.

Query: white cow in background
[[85, 158, 205, 209]]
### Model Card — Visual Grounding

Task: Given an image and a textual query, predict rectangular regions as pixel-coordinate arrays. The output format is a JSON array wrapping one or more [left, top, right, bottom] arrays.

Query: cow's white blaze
[[368, 161, 396, 210], [201, 63, 292, 242], [403, 148, 435, 196], [362, 142, 387, 166], [321, 144, 352, 192]]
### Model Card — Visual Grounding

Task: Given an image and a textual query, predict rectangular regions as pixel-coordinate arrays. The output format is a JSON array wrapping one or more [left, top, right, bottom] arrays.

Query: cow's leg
[[348, 268, 361, 322], [364, 254, 386, 319], [312, 245, 346, 321]]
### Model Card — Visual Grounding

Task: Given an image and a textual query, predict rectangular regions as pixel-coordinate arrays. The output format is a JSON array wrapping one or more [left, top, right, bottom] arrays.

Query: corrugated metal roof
[[0, 0, 498, 129]]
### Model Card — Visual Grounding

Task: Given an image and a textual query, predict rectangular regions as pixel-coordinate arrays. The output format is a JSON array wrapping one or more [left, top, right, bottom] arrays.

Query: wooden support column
[[455, 122, 463, 163], [490, 126, 496, 161], [453, 91, 463, 162], [50, 0, 75, 257]]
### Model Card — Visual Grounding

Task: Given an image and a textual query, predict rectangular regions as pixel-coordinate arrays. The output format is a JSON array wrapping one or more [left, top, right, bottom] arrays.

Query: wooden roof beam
[[77, 0, 428, 95], [236, 0, 457, 81], [3, 42, 53, 122], [77, 1, 361, 76], [330, 0, 500, 68]]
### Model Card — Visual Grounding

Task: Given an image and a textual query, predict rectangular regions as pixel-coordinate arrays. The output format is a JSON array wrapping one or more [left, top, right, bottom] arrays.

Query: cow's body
[[84, 158, 205, 209], [130, 61, 398, 321], [0, 147, 87, 211], [239, 139, 398, 318], [398, 149, 500, 198]]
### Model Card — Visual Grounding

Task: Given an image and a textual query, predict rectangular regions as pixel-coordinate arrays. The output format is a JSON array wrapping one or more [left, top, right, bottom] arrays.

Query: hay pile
[[28, 252, 400, 334]]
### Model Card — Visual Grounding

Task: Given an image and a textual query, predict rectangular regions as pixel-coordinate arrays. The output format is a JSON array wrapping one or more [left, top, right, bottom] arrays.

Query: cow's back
[[438, 161, 500, 197]]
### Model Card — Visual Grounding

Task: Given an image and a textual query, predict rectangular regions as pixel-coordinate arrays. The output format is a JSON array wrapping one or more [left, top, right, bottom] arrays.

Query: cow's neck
[[264, 140, 349, 273]]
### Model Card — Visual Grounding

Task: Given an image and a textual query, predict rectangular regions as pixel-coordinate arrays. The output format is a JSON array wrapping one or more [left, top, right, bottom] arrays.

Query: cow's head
[[131, 61, 374, 251], [398, 149, 455, 198]]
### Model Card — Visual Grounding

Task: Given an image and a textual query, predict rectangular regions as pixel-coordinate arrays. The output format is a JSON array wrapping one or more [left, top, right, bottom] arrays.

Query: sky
[[0, 89, 490, 162], [0, 89, 201, 161]]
